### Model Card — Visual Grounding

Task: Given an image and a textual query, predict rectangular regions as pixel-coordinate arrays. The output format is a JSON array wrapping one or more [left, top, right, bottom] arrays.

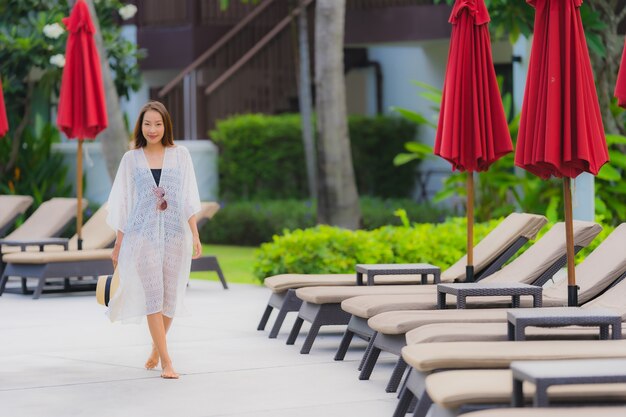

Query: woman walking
[[106, 101, 202, 379]]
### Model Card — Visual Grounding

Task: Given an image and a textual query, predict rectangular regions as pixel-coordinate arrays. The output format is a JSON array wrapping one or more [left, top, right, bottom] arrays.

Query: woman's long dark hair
[[133, 101, 174, 148]]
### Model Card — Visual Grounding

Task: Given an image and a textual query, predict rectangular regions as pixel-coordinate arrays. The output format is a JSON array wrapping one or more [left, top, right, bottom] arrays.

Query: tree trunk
[[589, 0, 626, 135], [297, 0, 317, 200], [85, 0, 130, 179], [314, 0, 361, 229]]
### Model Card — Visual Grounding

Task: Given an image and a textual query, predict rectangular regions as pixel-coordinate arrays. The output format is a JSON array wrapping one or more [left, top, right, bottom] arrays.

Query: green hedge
[[210, 113, 420, 200], [199, 197, 452, 246], [252, 219, 615, 282], [252, 218, 502, 282]]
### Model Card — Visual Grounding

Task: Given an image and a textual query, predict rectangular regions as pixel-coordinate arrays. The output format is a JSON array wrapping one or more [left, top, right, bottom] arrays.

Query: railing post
[[183, 71, 198, 140]]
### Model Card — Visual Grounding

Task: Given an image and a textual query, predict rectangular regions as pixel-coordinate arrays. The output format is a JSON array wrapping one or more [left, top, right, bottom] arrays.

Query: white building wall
[[367, 41, 451, 201]]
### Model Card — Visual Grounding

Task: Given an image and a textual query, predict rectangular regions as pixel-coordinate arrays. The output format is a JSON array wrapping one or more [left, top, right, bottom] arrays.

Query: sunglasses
[[153, 186, 168, 211]]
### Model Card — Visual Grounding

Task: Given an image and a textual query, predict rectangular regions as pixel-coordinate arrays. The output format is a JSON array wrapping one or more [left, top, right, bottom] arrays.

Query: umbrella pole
[[563, 177, 577, 306], [77, 138, 83, 250], [466, 172, 475, 282]]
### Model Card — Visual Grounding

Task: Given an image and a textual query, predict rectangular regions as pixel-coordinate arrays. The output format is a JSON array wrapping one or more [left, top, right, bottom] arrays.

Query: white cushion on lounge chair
[[401, 339, 626, 372], [1, 198, 87, 254], [479, 221, 601, 284], [67, 204, 115, 250], [426, 369, 626, 410], [343, 292, 562, 318], [2, 248, 112, 264], [0, 195, 33, 230], [582, 274, 626, 320], [368, 309, 510, 335], [460, 407, 626, 417], [441, 213, 546, 282], [544, 223, 626, 304], [198, 202, 220, 221], [265, 274, 423, 294], [405, 322, 626, 345], [296, 284, 433, 304]]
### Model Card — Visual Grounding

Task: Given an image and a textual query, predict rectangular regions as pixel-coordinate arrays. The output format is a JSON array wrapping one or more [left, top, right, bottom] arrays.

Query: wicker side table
[[507, 307, 622, 341], [437, 282, 542, 309], [355, 263, 440, 286], [511, 358, 626, 407]]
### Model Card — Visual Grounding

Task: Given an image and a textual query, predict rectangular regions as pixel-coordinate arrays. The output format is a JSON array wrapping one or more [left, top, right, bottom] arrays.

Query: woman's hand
[[112, 231, 124, 269], [111, 244, 120, 268], [192, 234, 202, 259]]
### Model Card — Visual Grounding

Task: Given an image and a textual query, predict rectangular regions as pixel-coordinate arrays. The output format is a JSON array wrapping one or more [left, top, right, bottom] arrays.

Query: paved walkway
[[0, 280, 400, 417]]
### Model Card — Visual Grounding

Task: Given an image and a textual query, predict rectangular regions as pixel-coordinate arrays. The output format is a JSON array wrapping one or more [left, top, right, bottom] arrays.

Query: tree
[[586, 1, 626, 135], [84, 0, 135, 179], [222, 0, 361, 228], [314, 0, 361, 229], [0, 0, 142, 179], [294, 0, 317, 200]]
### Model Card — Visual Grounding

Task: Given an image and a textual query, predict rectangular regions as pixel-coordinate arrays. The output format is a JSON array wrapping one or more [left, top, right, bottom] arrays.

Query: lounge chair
[[190, 202, 228, 289], [0, 203, 116, 296], [425, 368, 626, 417], [402, 276, 626, 416], [288, 221, 600, 357], [258, 213, 547, 339], [458, 408, 626, 417], [358, 221, 613, 391], [405, 266, 626, 345], [0, 197, 87, 282], [0, 195, 33, 237], [394, 339, 626, 417], [0, 197, 87, 254], [0, 202, 226, 298]]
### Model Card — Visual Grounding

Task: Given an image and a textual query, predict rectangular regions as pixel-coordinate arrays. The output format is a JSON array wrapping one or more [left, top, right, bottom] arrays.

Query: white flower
[[50, 54, 66, 68], [118, 4, 138, 20], [43, 23, 64, 39]]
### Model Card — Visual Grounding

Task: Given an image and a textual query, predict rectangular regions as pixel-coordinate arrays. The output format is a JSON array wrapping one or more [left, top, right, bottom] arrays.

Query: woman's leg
[[145, 315, 173, 369], [147, 312, 179, 378]]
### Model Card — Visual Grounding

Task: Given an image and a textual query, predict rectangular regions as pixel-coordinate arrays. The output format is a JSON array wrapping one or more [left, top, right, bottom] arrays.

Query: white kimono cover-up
[[105, 146, 201, 323]]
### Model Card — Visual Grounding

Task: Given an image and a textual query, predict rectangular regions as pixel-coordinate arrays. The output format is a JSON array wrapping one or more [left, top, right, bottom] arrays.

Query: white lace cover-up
[[105, 146, 201, 323]]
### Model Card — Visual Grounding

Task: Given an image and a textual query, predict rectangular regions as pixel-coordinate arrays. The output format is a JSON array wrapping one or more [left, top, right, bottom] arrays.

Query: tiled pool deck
[[0, 280, 399, 417]]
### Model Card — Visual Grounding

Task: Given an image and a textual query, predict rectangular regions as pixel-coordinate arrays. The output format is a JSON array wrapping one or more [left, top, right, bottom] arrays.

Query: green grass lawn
[[191, 244, 260, 285]]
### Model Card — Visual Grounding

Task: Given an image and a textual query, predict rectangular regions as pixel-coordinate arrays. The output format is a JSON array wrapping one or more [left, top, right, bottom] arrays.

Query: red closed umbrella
[[515, 0, 608, 305], [0, 77, 8, 138], [615, 39, 626, 108], [57, 0, 108, 249], [434, 0, 513, 281]]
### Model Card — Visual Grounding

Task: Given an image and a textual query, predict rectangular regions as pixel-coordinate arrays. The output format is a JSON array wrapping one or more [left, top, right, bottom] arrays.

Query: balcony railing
[[155, 0, 310, 139], [137, 0, 437, 27], [346, 0, 435, 9]]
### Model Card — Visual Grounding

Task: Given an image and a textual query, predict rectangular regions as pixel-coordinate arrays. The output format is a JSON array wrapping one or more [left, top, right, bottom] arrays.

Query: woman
[[106, 101, 202, 379]]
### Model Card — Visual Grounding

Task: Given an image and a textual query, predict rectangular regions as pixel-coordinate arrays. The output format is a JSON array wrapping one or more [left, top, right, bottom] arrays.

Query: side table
[[511, 358, 626, 407], [437, 283, 542, 309], [507, 307, 622, 341], [355, 263, 440, 286]]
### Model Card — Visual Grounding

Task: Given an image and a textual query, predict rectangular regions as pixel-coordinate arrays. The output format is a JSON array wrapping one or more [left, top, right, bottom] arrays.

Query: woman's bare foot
[[161, 361, 179, 379], [145, 346, 159, 370]]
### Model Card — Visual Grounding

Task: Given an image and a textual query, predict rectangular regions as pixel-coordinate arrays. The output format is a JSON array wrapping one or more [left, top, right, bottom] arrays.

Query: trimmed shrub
[[252, 218, 616, 283], [253, 225, 395, 279], [210, 113, 420, 200], [199, 198, 452, 246], [253, 217, 503, 282], [200, 199, 316, 246], [349, 115, 419, 198], [211, 114, 306, 200]]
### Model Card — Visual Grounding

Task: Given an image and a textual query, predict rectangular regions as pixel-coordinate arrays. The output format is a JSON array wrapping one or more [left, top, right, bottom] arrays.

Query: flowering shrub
[[0, 0, 144, 203]]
